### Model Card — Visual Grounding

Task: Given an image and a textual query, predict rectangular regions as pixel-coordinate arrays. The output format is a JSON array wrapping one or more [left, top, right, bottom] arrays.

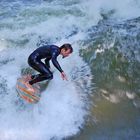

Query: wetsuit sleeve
[[51, 50, 63, 73]]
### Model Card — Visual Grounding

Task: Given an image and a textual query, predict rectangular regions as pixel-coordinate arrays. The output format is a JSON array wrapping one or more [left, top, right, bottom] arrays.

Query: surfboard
[[16, 75, 41, 104]]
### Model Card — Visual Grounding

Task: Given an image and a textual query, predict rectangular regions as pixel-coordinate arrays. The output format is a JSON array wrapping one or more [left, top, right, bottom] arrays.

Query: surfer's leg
[[31, 58, 51, 79], [28, 62, 53, 85], [31, 74, 42, 79]]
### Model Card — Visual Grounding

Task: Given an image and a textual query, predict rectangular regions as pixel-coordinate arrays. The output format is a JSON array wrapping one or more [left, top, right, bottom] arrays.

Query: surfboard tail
[[16, 75, 41, 103]]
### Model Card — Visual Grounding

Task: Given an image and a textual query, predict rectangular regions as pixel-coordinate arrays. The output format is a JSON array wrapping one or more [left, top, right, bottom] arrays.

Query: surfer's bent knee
[[44, 73, 53, 80]]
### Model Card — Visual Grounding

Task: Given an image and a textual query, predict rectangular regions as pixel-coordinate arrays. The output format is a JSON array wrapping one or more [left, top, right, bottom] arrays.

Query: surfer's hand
[[61, 72, 68, 81]]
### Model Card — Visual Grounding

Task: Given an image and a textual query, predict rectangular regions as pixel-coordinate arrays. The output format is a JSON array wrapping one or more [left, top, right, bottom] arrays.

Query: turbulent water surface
[[0, 0, 140, 140]]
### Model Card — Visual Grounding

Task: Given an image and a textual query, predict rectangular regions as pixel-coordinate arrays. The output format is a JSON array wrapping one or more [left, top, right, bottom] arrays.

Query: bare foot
[[24, 82, 35, 92]]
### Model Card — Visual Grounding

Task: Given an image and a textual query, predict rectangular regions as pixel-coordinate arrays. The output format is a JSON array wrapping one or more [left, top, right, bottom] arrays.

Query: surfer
[[25, 43, 73, 91]]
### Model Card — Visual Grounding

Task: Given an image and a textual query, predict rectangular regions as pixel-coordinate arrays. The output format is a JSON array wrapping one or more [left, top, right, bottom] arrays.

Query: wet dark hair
[[60, 43, 73, 53]]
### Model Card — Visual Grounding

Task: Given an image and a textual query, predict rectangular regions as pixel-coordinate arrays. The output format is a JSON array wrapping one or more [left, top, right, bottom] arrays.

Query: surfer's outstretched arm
[[51, 50, 63, 73], [51, 51, 68, 80], [61, 72, 68, 81]]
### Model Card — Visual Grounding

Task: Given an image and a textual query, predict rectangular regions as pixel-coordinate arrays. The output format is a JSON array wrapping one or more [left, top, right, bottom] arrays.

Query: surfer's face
[[61, 49, 72, 58]]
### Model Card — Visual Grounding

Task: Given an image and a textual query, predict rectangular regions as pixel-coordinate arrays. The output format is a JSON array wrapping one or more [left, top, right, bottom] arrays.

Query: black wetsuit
[[28, 45, 63, 85]]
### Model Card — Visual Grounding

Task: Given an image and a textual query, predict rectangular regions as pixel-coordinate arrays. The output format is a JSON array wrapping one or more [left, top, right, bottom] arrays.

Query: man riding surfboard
[[25, 43, 73, 92]]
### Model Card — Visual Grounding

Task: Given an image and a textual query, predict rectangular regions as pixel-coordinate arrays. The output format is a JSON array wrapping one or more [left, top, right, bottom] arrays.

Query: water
[[0, 0, 140, 140]]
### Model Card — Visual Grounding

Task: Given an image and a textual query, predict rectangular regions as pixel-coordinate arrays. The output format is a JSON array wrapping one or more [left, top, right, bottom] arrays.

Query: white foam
[[0, 40, 89, 140], [0, 39, 7, 51], [80, 0, 140, 22]]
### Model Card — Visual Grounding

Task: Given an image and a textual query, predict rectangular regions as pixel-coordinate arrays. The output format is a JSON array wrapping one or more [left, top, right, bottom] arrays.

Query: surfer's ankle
[[29, 80, 33, 85]]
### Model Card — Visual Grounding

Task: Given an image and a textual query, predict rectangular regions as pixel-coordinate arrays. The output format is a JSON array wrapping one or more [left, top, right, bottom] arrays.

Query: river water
[[0, 0, 140, 140]]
